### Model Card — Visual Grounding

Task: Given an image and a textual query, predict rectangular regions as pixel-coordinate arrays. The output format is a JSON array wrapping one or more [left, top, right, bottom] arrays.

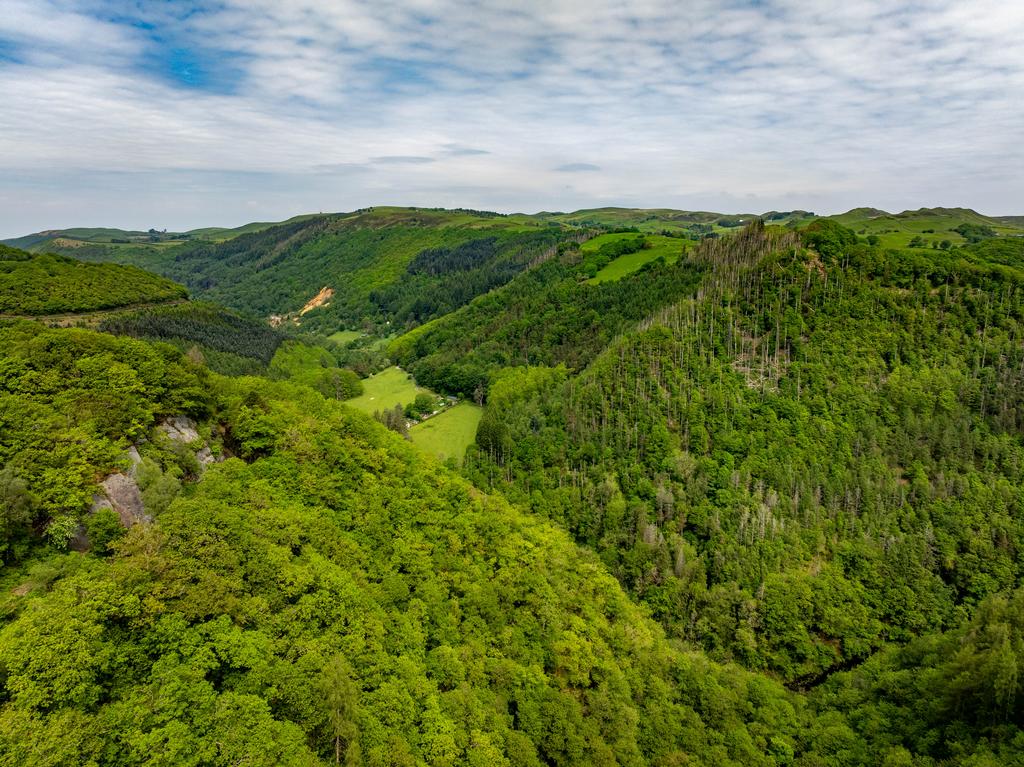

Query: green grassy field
[[328, 329, 363, 345], [806, 207, 1024, 250], [586, 234, 685, 283], [409, 402, 482, 465], [345, 366, 432, 415], [549, 207, 722, 233], [579, 232, 641, 252]]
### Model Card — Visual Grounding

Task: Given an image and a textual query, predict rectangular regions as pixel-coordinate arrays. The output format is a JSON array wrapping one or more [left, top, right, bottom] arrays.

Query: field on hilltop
[[810, 206, 1024, 249], [583, 232, 687, 283]]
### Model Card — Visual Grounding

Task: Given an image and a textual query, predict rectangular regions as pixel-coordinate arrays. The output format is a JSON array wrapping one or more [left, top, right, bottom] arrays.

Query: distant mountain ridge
[[1, 214, 322, 250], [5, 205, 1022, 330], [7, 205, 1020, 252]]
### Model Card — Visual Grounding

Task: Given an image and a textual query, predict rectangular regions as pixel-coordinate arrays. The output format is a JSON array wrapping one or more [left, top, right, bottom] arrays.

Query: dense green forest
[[456, 223, 1024, 688], [98, 302, 289, 375], [0, 321, 814, 766], [96, 302, 384, 384], [367, 229, 581, 328], [54, 208, 582, 334], [4, 207, 1024, 764], [3, 316, 1021, 764], [0, 245, 186, 315], [389, 244, 703, 397]]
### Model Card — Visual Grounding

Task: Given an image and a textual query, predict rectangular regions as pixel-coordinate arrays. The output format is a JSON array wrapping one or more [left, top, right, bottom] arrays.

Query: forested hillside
[[389, 240, 700, 397], [58, 208, 583, 334], [0, 321, 819, 766], [0, 245, 186, 315], [4, 209, 1024, 765], [98, 302, 289, 375], [10, 205, 1019, 334], [458, 220, 1024, 697], [97, 302, 378, 394]]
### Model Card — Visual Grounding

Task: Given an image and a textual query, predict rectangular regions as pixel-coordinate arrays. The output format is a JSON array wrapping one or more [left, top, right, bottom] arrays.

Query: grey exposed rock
[[196, 446, 217, 469], [160, 416, 200, 444], [126, 445, 142, 475], [158, 415, 223, 474], [97, 472, 150, 527], [90, 493, 113, 513]]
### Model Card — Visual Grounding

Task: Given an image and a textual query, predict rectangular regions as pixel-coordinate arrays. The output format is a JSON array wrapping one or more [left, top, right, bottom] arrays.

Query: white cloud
[[0, 0, 1023, 234]]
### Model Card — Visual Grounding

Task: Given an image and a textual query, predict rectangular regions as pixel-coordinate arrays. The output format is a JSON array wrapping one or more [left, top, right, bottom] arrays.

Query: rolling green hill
[[432, 222, 1024, 763], [819, 206, 1024, 248], [2, 214, 322, 251], [8, 206, 1021, 336], [0, 244, 187, 316], [54, 207, 583, 335], [462, 222, 1024, 681], [388, 232, 707, 396], [542, 207, 816, 234]]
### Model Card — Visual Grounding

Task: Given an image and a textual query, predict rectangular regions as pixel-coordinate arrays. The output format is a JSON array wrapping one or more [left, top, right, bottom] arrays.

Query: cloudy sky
[[1, 0, 1022, 235]]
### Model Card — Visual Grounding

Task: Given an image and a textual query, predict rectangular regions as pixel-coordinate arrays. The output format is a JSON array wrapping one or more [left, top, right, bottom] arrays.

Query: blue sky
[[0, 0, 1022, 235]]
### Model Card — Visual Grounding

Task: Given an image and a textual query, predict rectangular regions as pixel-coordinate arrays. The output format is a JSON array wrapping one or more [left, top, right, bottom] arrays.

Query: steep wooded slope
[[462, 223, 1024, 693], [60, 208, 581, 334], [0, 321, 812, 766], [389, 240, 701, 397]]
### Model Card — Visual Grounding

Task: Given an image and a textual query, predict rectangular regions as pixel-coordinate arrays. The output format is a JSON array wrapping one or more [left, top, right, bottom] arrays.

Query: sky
[[1, 0, 1023, 236]]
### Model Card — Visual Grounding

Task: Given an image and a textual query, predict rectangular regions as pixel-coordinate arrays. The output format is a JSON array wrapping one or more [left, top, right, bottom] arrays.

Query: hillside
[[0, 244, 187, 316], [821, 206, 1024, 248], [457, 222, 1024, 694], [431, 221, 1024, 763], [1, 214, 321, 251], [97, 301, 291, 376], [0, 320, 816, 766], [62, 207, 584, 334], [3, 213, 1024, 764], [9, 205, 1022, 333], [543, 207, 815, 235], [96, 301, 381, 395], [389, 238, 704, 396]]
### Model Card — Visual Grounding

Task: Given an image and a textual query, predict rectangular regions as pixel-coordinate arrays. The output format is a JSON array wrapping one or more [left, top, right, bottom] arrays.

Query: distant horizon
[[4, 202, 1022, 242]]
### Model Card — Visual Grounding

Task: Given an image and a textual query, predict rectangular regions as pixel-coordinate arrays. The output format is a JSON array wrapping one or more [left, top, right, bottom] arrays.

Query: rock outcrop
[[92, 472, 150, 527], [74, 417, 223, 551], [159, 415, 222, 474], [159, 416, 201, 444]]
